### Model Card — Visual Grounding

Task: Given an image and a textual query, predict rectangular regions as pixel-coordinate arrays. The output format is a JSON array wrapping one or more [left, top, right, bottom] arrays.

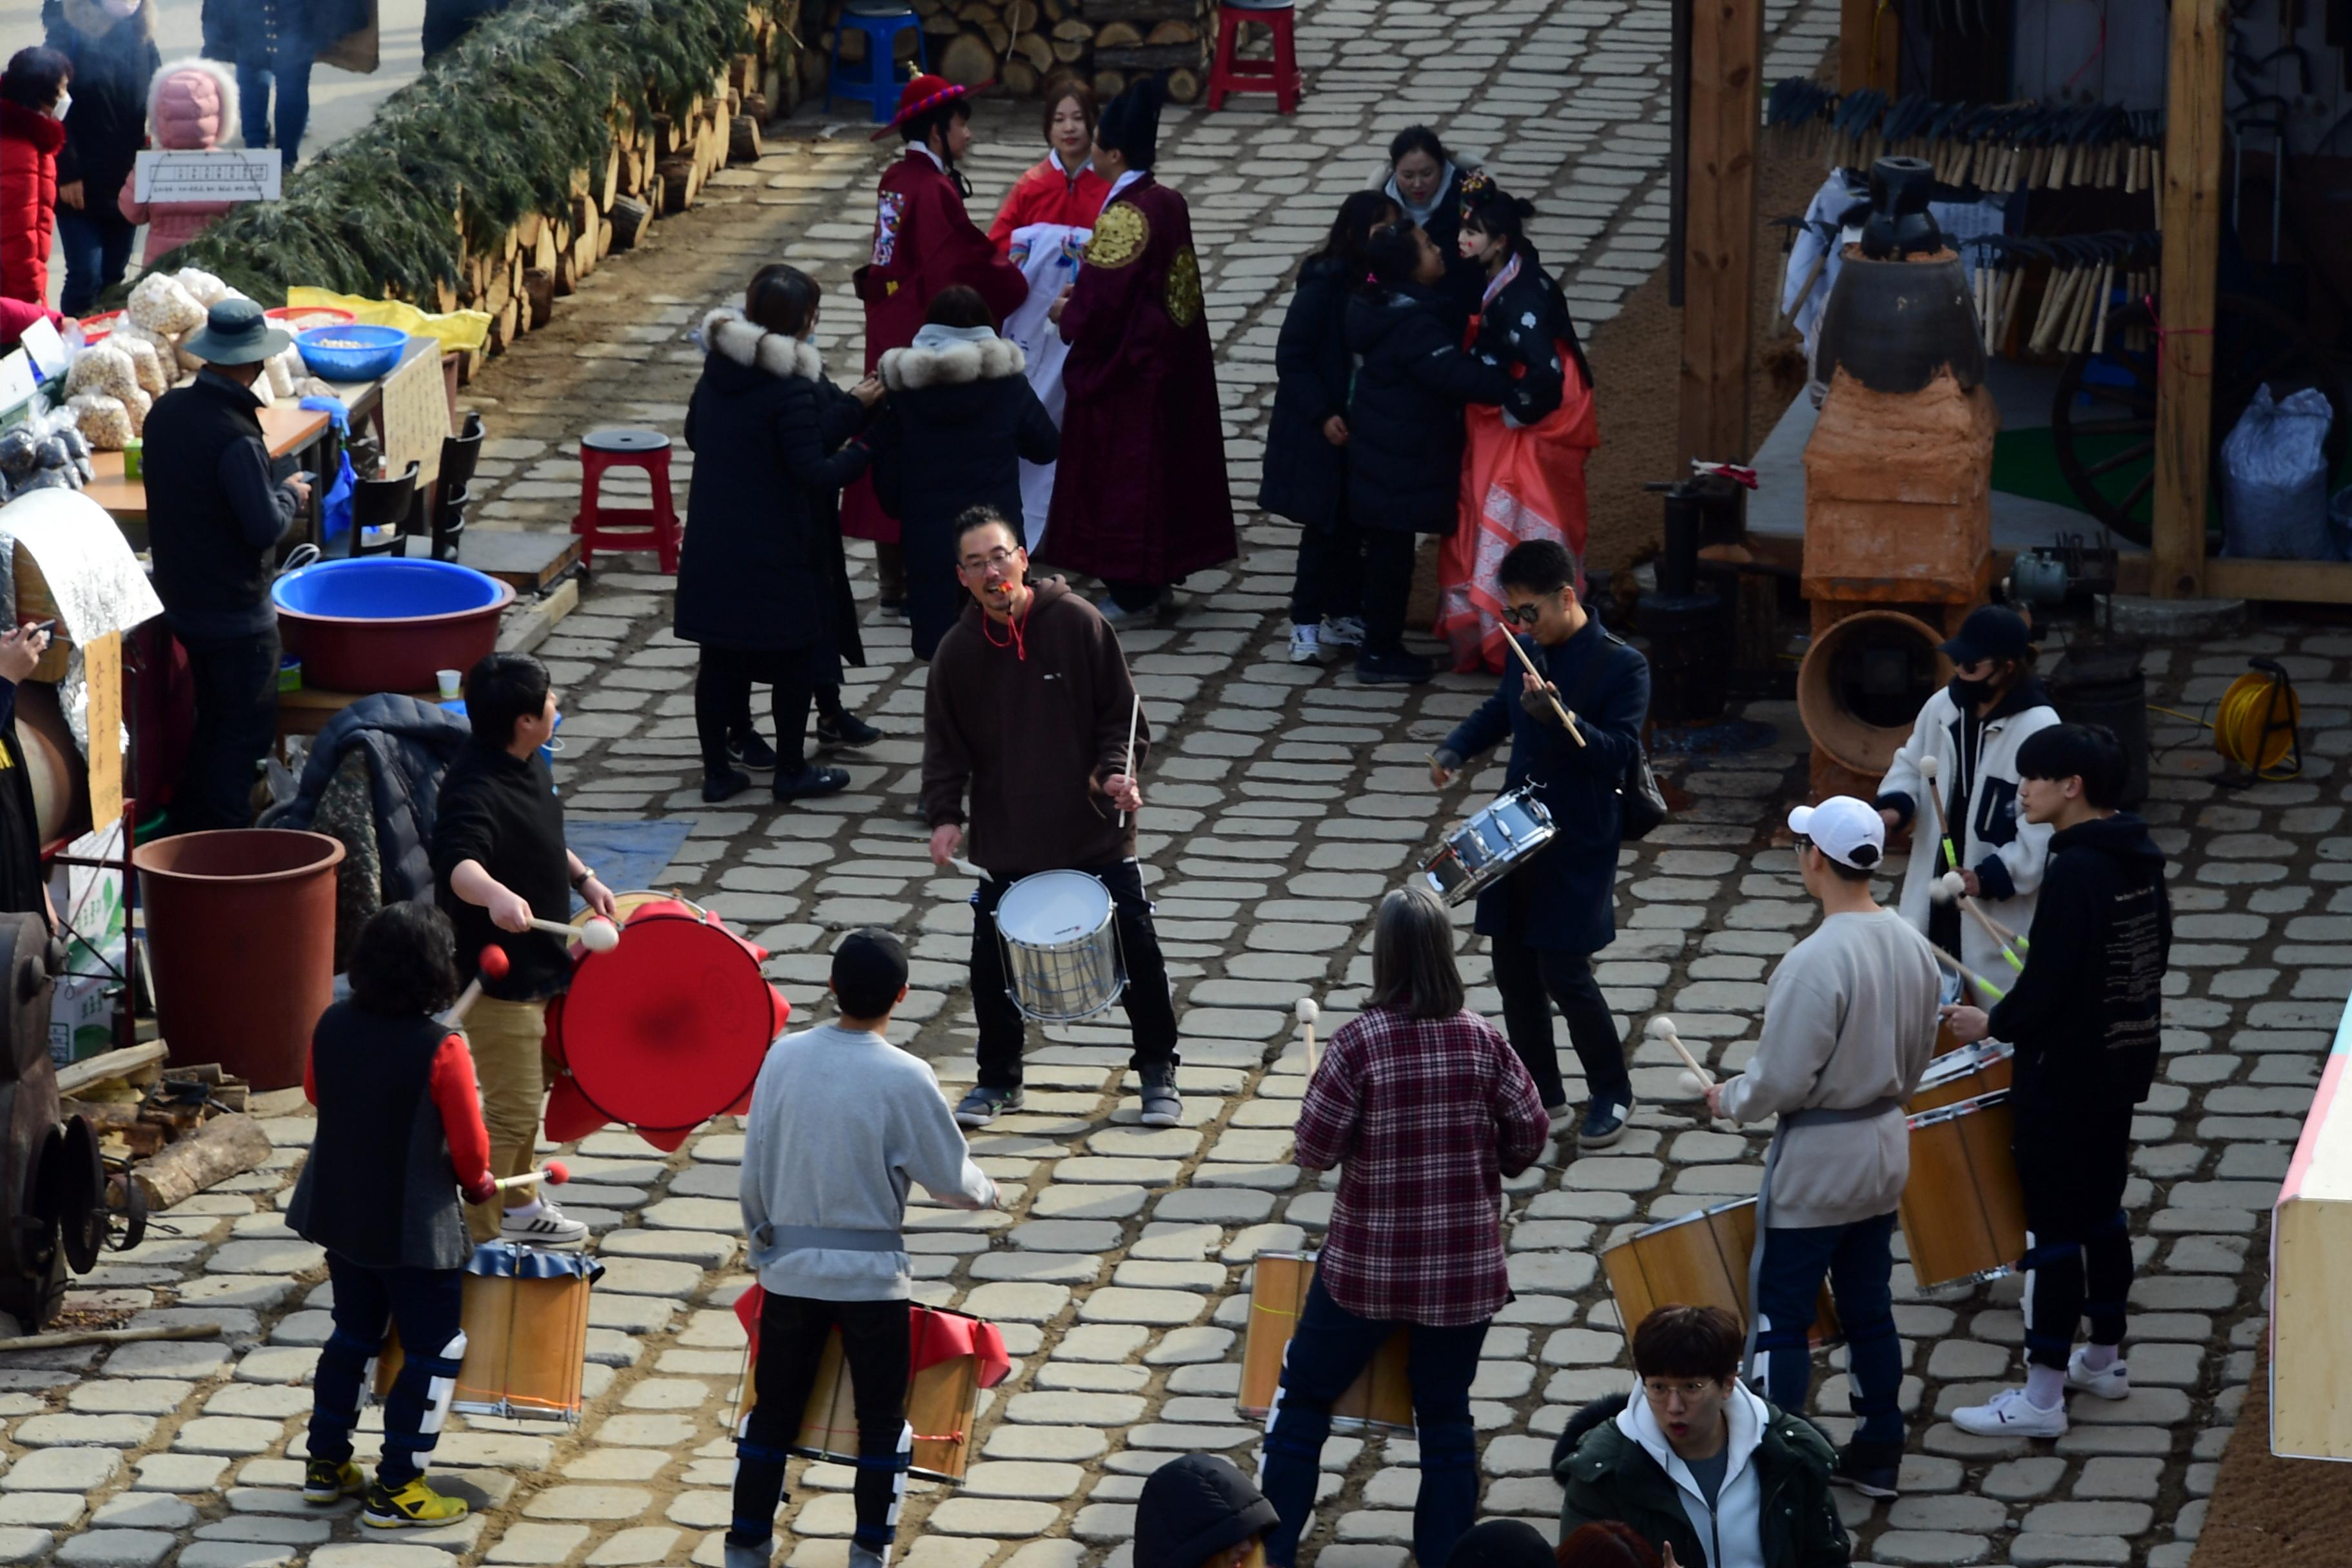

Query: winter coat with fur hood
[[677, 307, 872, 662], [44, 0, 161, 215], [0, 102, 66, 309], [117, 58, 240, 262], [870, 326, 1059, 659]]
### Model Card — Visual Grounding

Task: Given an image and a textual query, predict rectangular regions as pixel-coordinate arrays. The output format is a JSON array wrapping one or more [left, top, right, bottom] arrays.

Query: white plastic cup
[[436, 669, 462, 700]]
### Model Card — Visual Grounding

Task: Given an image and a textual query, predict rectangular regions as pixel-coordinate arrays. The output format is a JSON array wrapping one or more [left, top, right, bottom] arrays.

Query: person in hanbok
[[988, 79, 1106, 553], [1434, 173, 1598, 674]]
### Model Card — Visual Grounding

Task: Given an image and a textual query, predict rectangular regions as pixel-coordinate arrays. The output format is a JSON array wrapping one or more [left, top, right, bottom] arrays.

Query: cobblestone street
[[3, 0, 2322, 1564]]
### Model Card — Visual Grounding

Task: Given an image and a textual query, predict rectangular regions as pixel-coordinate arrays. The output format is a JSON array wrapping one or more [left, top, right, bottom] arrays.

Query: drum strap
[[757, 1224, 907, 1253], [1740, 1099, 1902, 1380]]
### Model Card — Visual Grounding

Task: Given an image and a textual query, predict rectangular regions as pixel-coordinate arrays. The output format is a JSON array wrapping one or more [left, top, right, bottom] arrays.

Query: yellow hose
[[2146, 669, 2300, 780]]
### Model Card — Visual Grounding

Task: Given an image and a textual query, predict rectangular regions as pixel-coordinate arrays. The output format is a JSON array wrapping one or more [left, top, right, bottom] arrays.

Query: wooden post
[[2151, 0, 2227, 598], [1838, 0, 1897, 94], [1678, 0, 1765, 469]]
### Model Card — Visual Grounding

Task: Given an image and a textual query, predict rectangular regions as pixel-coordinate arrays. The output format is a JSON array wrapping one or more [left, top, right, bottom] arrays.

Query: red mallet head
[[542, 1160, 569, 1186], [478, 945, 511, 980]]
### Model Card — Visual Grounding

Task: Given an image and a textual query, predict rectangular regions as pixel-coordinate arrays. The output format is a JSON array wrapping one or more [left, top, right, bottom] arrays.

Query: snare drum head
[[997, 870, 1113, 943]]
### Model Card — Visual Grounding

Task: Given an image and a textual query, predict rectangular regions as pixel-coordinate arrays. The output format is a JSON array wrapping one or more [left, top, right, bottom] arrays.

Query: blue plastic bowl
[[295, 324, 409, 381]]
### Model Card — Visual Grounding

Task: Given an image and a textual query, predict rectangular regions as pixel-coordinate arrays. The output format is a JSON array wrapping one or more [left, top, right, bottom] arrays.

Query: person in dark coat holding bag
[[1344, 219, 1512, 686], [680, 266, 885, 805], [871, 286, 1060, 661], [1430, 538, 1651, 1144], [1263, 189, 1396, 668], [42, 0, 157, 317], [1135, 1455, 1279, 1568]]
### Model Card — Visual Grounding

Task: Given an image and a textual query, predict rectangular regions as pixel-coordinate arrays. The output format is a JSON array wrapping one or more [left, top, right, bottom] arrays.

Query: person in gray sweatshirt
[[728, 929, 997, 1568], [1702, 795, 1939, 1502]]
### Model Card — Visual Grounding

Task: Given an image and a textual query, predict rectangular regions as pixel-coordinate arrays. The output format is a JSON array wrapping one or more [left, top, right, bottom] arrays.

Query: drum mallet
[[1937, 869, 2027, 968], [444, 946, 509, 1026], [1297, 998, 1319, 1077], [1928, 939, 2006, 1002], [525, 916, 620, 953], [489, 1160, 571, 1195], [1500, 632, 1587, 747], [1118, 692, 1142, 828], [1648, 1017, 1736, 1132], [1914, 754, 1961, 874]]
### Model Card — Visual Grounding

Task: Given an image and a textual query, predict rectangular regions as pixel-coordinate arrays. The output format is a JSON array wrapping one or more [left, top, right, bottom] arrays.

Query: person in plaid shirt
[[1257, 887, 1551, 1567]]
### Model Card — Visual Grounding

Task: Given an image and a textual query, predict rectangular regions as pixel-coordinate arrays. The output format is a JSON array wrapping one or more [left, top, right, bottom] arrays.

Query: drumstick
[[1928, 939, 2006, 1002], [1939, 870, 2026, 968], [1943, 870, 2030, 948], [489, 1160, 571, 1194], [525, 915, 620, 953], [1297, 997, 1319, 1078], [948, 856, 992, 883], [1501, 632, 1587, 747], [1118, 692, 1142, 828], [1647, 1015, 1714, 1087], [1915, 754, 1961, 874], [443, 946, 509, 1026]]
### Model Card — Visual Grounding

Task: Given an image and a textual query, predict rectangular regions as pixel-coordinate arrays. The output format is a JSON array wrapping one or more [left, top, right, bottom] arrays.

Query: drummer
[[1428, 538, 1651, 1145], [1942, 724, 2170, 1440], [1701, 796, 1939, 1501], [922, 507, 1182, 1130]]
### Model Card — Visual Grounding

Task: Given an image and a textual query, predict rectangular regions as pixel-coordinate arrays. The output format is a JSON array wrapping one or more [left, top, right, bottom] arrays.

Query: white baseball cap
[[1787, 796, 1885, 871]]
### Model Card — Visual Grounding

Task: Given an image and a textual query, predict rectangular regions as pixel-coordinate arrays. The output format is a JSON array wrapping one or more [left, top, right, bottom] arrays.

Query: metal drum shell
[[995, 870, 1126, 1023], [1421, 786, 1556, 906]]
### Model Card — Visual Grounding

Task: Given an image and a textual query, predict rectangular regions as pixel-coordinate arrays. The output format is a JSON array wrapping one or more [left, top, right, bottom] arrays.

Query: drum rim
[[997, 868, 1114, 932], [558, 908, 774, 1133], [1919, 1039, 2015, 1084], [1906, 1088, 2011, 1131], [1620, 1195, 1759, 1240]]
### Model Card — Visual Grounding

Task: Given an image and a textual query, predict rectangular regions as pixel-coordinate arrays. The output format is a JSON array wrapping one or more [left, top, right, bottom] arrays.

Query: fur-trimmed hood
[[877, 333, 1026, 393], [148, 58, 237, 152], [63, 0, 155, 41], [701, 306, 823, 381]]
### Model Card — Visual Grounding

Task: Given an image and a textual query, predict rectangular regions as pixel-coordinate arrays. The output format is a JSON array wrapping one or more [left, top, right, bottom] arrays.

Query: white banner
[[133, 148, 282, 204]]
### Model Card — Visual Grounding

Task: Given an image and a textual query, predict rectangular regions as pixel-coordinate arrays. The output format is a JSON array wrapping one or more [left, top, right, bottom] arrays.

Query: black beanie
[[1446, 1520, 1558, 1568], [1133, 1455, 1278, 1568], [1097, 75, 1164, 170]]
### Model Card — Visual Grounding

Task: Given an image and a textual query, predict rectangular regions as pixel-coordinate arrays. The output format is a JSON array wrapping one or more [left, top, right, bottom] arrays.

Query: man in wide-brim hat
[[141, 297, 311, 833]]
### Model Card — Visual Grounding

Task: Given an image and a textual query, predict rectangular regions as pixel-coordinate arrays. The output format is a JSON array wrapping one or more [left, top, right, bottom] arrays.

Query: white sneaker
[[1951, 1386, 2067, 1438], [2066, 1346, 2130, 1400], [1320, 615, 1367, 648], [500, 1198, 589, 1248], [1289, 625, 1328, 664]]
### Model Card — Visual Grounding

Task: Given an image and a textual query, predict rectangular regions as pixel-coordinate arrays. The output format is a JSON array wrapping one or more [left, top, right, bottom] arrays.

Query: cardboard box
[[50, 941, 122, 1066]]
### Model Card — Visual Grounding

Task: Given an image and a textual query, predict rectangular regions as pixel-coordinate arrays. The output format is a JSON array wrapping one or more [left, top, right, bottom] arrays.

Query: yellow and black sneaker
[[302, 1458, 365, 1505], [362, 1476, 469, 1529]]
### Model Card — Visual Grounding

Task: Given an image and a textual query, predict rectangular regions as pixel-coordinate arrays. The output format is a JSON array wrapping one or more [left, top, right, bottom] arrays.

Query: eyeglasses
[[1500, 602, 1544, 628], [1642, 1378, 1724, 1403], [959, 548, 1019, 576]]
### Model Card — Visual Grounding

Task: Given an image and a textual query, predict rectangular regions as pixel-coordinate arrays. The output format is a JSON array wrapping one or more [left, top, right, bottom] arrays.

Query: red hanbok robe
[[1044, 174, 1236, 585], [846, 148, 1028, 544], [988, 152, 1110, 252]]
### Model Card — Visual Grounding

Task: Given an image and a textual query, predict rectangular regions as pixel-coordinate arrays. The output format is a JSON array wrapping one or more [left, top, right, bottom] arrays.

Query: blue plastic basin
[[271, 558, 514, 694], [295, 324, 409, 381]]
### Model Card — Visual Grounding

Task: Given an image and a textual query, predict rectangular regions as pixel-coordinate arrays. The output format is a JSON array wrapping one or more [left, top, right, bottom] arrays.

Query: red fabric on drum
[[734, 1286, 1012, 1389]]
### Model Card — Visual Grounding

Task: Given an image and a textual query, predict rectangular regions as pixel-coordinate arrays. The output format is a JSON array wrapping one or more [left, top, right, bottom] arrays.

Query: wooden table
[[82, 406, 333, 536]]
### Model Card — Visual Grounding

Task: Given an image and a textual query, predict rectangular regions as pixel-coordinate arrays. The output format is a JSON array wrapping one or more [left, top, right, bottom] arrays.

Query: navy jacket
[[1439, 620, 1651, 954]]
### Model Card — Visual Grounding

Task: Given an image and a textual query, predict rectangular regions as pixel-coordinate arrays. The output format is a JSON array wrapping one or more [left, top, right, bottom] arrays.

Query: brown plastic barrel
[[132, 830, 346, 1090]]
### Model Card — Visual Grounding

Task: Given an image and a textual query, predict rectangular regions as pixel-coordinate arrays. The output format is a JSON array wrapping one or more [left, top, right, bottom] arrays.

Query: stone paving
[[6, 1, 2321, 1564]]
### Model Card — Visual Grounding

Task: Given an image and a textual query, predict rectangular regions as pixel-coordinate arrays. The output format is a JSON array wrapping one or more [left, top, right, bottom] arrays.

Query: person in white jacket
[[1874, 605, 2059, 990]]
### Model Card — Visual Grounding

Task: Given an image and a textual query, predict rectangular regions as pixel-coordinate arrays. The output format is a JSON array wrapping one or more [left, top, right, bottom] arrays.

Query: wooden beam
[[2203, 559, 2352, 605], [1838, 0, 1897, 94], [1678, 0, 1765, 469], [2151, 0, 2228, 598]]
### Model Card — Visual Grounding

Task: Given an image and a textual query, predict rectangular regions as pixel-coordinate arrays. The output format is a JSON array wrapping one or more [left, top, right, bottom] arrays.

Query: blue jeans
[[55, 208, 135, 318], [239, 24, 317, 162], [307, 1253, 466, 1486], [1752, 1210, 1903, 1449], [1257, 1272, 1487, 1567]]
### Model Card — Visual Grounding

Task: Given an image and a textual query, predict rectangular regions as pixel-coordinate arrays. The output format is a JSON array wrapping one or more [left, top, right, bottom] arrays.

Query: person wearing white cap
[[1700, 795, 1939, 1500]]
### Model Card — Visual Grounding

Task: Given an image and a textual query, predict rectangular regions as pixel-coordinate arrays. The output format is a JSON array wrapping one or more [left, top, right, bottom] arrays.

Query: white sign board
[[16, 317, 65, 382], [0, 349, 35, 415], [133, 148, 282, 204]]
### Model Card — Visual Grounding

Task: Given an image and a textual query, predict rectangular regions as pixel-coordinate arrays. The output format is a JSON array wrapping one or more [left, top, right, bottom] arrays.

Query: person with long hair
[[1436, 173, 1601, 673], [846, 75, 1027, 611], [680, 264, 887, 803], [1342, 219, 1511, 684], [1382, 124, 1484, 326], [1258, 887, 1549, 1568], [988, 77, 1106, 551], [1263, 189, 1397, 667]]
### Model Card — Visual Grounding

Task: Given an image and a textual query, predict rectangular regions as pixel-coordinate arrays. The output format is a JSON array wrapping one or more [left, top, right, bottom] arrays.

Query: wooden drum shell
[[1602, 1198, 1839, 1348], [1900, 1089, 2030, 1290], [733, 1306, 988, 1484], [375, 1268, 595, 1422], [1237, 1251, 1414, 1436]]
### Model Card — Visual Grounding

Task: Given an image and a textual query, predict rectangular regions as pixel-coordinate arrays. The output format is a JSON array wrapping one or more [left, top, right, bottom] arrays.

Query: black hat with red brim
[[871, 74, 986, 141]]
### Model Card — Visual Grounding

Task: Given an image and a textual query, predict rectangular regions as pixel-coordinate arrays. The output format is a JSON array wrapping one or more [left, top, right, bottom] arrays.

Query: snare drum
[[375, 1243, 602, 1422], [1901, 1090, 2028, 1289], [1422, 785, 1555, 905], [1237, 1252, 1414, 1436], [1601, 1199, 1839, 1348], [994, 869, 1126, 1023]]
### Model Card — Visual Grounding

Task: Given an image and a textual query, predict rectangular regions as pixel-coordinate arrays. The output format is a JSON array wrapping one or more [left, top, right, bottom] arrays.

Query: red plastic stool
[[571, 427, 681, 573], [1207, 0, 1301, 114]]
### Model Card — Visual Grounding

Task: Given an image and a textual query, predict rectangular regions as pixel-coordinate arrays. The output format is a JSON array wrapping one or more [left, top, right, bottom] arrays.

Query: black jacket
[[1988, 811, 2171, 1109], [430, 740, 570, 1001], [43, 0, 159, 209], [286, 1003, 472, 1271], [1344, 282, 1511, 533], [1552, 1394, 1850, 1568], [1258, 253, 1354, 530], [144, 369, 302, 640], [1133, 1454, 1279, 1568], [678, 308, 870, 663], [1469, 248, 1591, 426], [261, 694, 473, 906]]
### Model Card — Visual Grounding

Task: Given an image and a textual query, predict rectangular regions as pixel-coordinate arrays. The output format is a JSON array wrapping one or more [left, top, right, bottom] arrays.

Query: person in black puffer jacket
[[1262, 188, 1396, 669], [42, 0, 157, 316], [1134, 1454, 1278, 1568], [871, 285, 1060, 660], [1344, 219, 1511, 686], [680, 266, 887, 805]]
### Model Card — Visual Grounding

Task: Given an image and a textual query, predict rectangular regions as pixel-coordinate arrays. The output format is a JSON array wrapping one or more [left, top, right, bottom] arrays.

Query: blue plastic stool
[[829, 0, 926, 123]]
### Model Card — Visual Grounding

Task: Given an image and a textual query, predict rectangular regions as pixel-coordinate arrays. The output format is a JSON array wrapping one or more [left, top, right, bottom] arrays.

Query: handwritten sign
[[377, 341, 449, 491], [133, 149, 282, 204], [0, 350, 35, 416]]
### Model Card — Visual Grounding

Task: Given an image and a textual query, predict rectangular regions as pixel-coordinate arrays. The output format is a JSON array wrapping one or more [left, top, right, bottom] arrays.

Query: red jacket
[[988, 154, 1110, 253], [0, 103, 66, 310]]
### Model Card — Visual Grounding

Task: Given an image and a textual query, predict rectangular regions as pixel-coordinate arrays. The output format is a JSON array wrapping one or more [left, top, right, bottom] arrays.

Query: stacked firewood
[[807, 0, 1215, 103]]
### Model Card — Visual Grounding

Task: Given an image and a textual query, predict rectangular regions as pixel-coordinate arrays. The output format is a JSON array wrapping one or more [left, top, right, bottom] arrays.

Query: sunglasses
[[1501, 602, 1544, 628]]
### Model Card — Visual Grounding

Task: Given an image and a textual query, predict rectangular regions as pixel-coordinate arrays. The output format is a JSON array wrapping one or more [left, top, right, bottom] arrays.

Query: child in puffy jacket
[[118, 58, 240, 264]]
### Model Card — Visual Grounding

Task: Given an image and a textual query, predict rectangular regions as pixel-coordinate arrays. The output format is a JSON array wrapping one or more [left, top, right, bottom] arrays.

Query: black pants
[[905, 513, 970, 662], [308, 1252, 465, 1487], [1489, 867, 1628, 1106], [973, 859, 1179, 1090], [1102, 581, 1165, 612], [176, 628, 281, 833], [2016, 1092, 2135, 1367], [694, 646, 812, 776], [1289, 501, 1364, 628], [1360, 529, 1418, 654], [732, 1293, 910, 1550]]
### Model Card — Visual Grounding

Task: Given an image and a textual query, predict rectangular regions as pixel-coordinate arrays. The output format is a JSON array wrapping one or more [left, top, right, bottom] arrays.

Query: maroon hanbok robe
[[1044, 175, 1235, 583]]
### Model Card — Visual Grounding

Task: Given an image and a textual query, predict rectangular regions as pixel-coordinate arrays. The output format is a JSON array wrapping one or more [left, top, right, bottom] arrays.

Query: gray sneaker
[[1138, 1073, 1182, 1128], [847, 1544, 890, 1568], [956, 1084, 1023, 1128], [723, 1540, 772, 1568]]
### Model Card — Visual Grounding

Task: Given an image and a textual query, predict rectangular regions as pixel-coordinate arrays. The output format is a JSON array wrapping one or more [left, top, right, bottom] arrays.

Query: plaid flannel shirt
[[1293, 1004, 1550, 1326]]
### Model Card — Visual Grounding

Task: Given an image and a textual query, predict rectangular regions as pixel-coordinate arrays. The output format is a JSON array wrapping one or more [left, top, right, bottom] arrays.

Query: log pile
[[804, 0, 1213, 103]]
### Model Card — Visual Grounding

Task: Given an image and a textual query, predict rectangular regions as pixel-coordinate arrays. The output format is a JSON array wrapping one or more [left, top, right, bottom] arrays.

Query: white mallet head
[[580, 917, 621, 954], [1935, 869, 1966, 905], [1647, 1015, 1674, 1040], [1296, 998, 1318, 1025], [1676, 1069, 1705, 1097], [1918, 753, 1940, 780]]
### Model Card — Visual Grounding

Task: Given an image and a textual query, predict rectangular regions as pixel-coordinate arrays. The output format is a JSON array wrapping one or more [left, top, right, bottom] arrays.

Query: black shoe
[[1832, 1440, 1903, 1499], [702, 769, 750, 803], [1355, 649, 1434, 686], [727, 732, 779, 772], [773, 764, 850, 801], [816, 711, 883, 750]]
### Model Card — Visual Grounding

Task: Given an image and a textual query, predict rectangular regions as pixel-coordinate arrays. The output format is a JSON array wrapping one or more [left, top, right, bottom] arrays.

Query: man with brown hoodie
[[923, 505, 1181, 1130]]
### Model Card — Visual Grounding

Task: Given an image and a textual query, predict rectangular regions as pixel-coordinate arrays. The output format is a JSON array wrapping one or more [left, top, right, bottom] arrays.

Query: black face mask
[[1951, 674, 1997, 707]]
